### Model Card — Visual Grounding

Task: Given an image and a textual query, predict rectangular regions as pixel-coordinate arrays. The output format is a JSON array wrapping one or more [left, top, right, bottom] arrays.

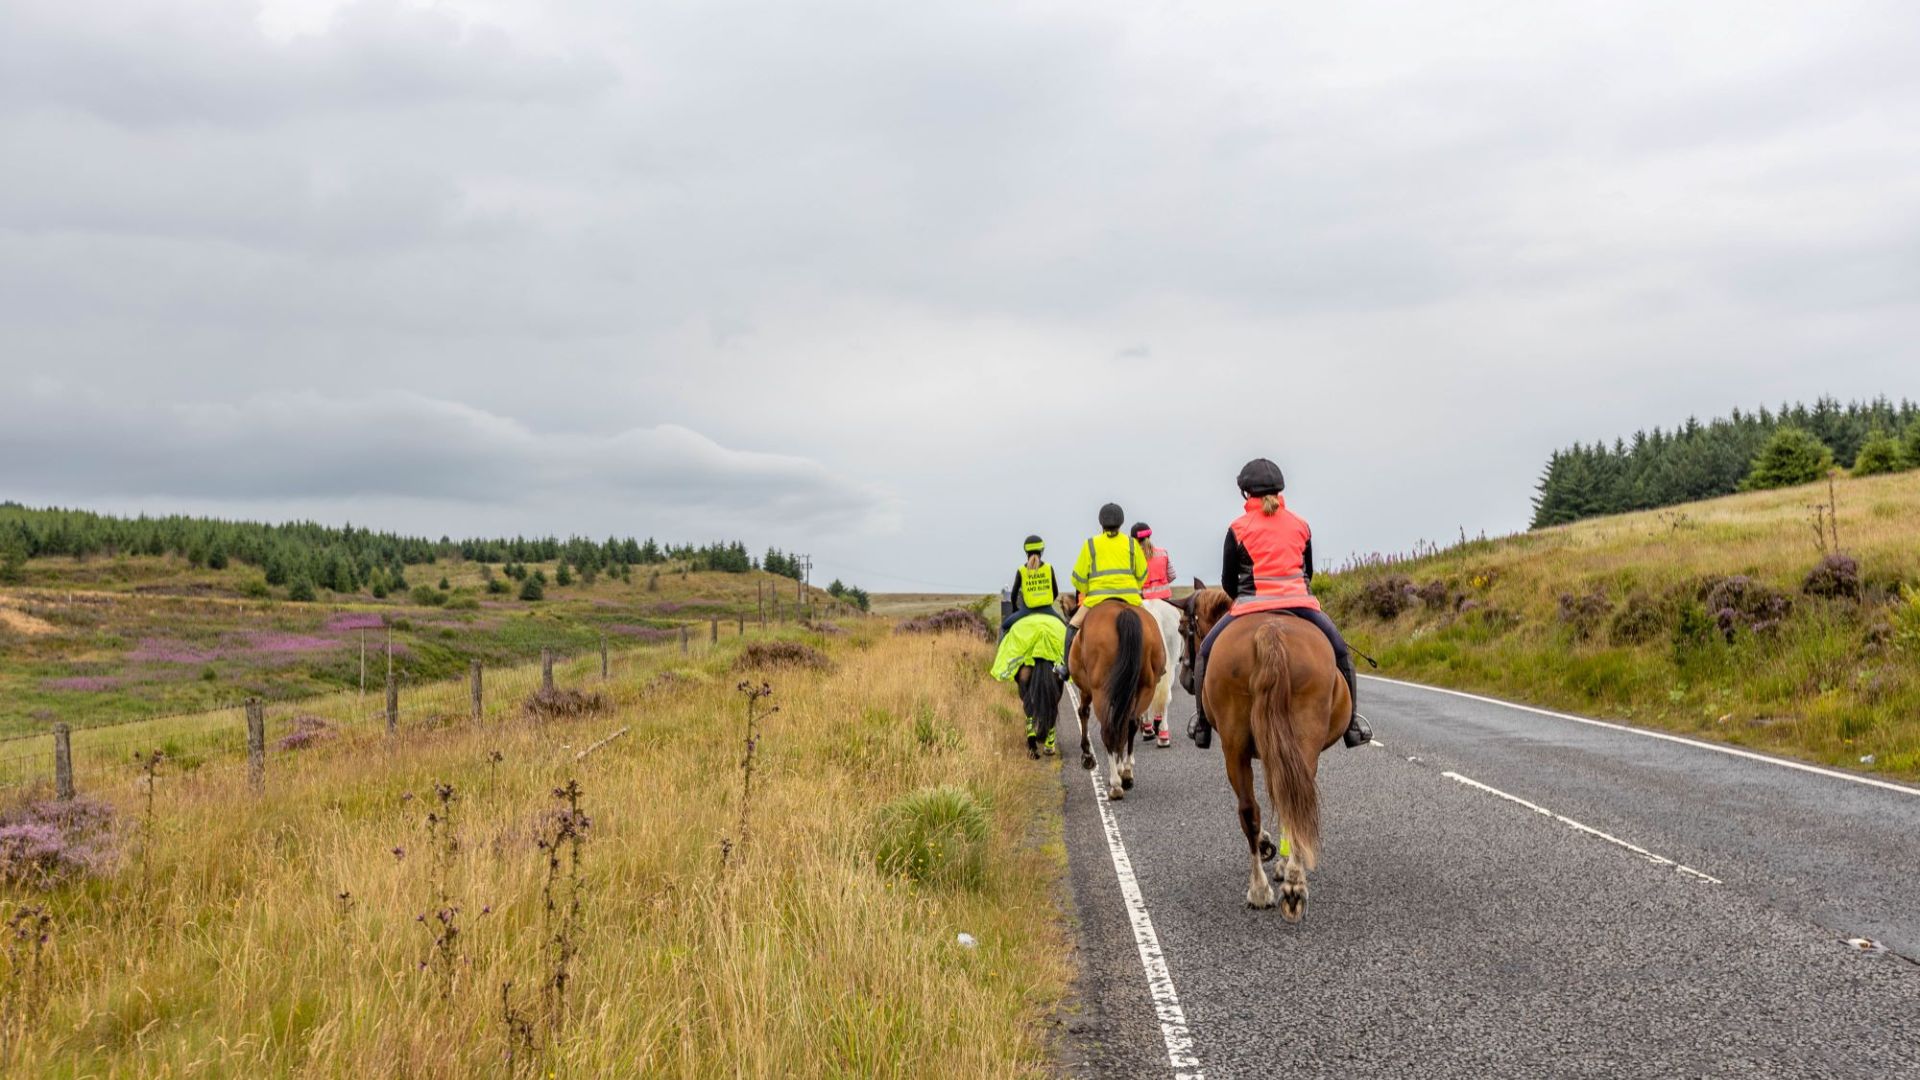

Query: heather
[[1319, 468, 1920, 780]]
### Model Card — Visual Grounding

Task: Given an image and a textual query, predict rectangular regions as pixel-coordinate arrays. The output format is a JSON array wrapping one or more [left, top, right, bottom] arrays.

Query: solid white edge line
[[1071, 686, 1205, 1078], [1363, 674, 1920, 798], [1443, 770, 1722, 884]]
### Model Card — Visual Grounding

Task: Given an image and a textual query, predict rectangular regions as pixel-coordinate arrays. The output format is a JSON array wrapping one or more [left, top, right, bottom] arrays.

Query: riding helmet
[[1130, 522, 1152, 540], [1098, 503, 1125, 531], [1023, 534, 1045, 554], [1236, 458, 1285, 496]]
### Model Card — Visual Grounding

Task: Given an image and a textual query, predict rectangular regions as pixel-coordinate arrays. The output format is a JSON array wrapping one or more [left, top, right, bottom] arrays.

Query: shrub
[[1892, 585, 1920, 656], [486, 578, 509, 595], [735, 641, 833, 672], [288, 577, 317, 602], [0, 796, 114, 889], [1852, 427, 1903, 477], [1903, 422, 1920, 470], [873, 786, 990, 890], [1416, 579, 1456, 611], [1701, 575, 1793, 641], [444, 592, 480, 611], [518, 578, 545, 602], [1802, 554, 1862, 601], [1355, 575, 1417, 620], [239, 578, 271, 600], [555, 565, 573, 587], [1608, 593, 1667, 645], [274, 715, 335, 751], [1740, 426, 1833, 491], [523, 687, 606, 721], [895, 608, 992, 640], [1556, 590, 1612, 641], [411, 585, 448, 607]]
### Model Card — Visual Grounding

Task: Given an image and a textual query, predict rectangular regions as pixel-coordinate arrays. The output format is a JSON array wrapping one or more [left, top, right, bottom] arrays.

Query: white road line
[[1364, 674, 1920, 798], [1442, 770, 1722, 884], [1075, 684, 1204, 1078]]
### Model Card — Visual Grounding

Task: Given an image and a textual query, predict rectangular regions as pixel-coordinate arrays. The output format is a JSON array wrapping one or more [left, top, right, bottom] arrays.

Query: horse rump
[[1248, 620, 1320, 867]]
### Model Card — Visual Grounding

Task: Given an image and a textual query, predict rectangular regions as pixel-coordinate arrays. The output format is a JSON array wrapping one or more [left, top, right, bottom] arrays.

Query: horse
[[1015, 660, 1065, 758], [1173, 581, 1348, 919], [1067, 599, 1165, 800], [1140, 598, 1183, 746]]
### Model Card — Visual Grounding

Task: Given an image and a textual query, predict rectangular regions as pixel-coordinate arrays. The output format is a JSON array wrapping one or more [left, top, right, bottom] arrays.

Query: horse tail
[[1104, 605, 1145, 736], [1021, 662, 1064, 738], [1249, 620, 1320, 868]]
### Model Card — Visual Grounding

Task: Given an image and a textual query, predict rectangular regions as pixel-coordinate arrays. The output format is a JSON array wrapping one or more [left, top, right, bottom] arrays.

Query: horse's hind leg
[[1278, 851, 1308, 922], [1227, 747, 1274, 908], [1076, 686, 1094, 771]]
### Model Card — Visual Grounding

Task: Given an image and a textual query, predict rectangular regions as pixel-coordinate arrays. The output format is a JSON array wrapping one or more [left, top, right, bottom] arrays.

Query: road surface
[[1058, 675, 1920, 1078]]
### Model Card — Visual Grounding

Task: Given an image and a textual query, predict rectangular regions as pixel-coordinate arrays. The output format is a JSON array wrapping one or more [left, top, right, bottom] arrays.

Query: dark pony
[[1016, 662, 1065, 758]]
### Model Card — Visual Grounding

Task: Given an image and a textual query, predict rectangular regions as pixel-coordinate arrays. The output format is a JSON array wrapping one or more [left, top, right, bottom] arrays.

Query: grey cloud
[[0, 385, 897, 537]]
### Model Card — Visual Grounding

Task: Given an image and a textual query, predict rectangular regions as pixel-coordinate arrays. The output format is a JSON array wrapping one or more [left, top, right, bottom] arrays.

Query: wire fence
[[0, 615, 786, 798]]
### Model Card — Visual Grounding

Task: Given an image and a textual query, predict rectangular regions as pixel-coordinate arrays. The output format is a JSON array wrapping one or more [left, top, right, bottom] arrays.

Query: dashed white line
[[1364, 674, 1920, 798], [1442, 770, 1722, 884], [1073, 680, 1204, 1078]]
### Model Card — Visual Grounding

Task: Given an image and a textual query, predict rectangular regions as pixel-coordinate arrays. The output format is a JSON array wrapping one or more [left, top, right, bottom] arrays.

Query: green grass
[[1322, 469, 1920, 781]]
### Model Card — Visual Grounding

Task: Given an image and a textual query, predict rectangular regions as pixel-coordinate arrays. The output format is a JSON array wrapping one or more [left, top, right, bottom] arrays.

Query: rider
[[1133, 522, 1175, 602], [1187, 458, 1371, 751], [1002, 535, 1062, 632], [1064, 503, 1148, 674]]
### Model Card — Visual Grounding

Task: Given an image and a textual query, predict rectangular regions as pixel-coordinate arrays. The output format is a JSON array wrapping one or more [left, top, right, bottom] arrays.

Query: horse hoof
[[1027, 744, 1040, 760], [1120, 775, 1134, 791], [1281, 888, 1308, 923], [1246, 889, 1276, 910], [1258, 835, 1278, 863], [1107, 786, 1124, 801], [1081, 754, 1095, 771]]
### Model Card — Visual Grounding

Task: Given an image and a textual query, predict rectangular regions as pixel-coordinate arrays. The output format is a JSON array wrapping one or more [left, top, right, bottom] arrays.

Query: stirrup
[[1342, 712, 1373, 748]]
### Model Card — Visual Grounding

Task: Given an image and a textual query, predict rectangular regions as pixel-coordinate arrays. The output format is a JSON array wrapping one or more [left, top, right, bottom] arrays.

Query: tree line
[[0, 504, 829, 595], [1530, 396, 1920, 529]]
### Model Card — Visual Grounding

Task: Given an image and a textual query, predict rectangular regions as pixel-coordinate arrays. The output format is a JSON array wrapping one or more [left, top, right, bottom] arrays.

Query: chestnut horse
[[1067, 598, 1165, 800], [1175, 583, 1348, 919]]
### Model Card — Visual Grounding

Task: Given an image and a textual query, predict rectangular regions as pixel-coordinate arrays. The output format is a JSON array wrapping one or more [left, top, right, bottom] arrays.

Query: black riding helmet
[[1130, 521, 1151, 540], [1023, 534, 1045, 554], [1098, 503, 1125, 531], [1236, 458, 1285, 497]]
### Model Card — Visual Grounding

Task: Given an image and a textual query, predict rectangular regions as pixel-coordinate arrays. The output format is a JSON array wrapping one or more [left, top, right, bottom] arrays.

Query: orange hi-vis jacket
[[1227, 497, 1321, 616], [1142, 550, 1174, 601]]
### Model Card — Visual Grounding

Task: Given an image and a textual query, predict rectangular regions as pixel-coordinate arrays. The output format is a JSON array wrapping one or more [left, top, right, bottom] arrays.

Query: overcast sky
[[3, 0, 1916, 591]]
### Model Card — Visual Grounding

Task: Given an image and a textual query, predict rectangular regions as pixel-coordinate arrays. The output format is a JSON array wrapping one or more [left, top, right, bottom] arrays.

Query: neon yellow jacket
[[991, 613, 1066, 681], [1071, 532, 1148, 607]]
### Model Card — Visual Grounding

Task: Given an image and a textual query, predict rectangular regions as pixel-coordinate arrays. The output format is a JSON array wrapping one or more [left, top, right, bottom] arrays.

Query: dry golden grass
[[1320, 469, 1920, 779], [0, 627, 1070, 1077]]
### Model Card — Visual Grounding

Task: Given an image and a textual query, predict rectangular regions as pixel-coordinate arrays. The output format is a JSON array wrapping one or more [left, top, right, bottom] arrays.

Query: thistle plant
[[723, 681, 776, 869], [133, 749, 166, 892], [2, 904, 53, 1058], [537, 779, 590, 1028]]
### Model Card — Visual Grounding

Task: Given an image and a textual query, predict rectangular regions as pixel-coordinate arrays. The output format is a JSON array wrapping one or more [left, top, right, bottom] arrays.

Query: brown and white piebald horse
[[1065, 594, 1166, 800], [1175, 582, 1348, 919]]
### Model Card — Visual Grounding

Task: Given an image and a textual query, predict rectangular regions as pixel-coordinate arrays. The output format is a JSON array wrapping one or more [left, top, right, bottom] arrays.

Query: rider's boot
[[1061, 625, 1076, 680], [1338, 657, 1372, 747], [1186, 653, 1214, 749]]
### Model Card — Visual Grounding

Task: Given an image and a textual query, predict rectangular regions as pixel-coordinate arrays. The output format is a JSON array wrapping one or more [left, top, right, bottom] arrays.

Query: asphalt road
[[1057, 676, 1920, 1079]]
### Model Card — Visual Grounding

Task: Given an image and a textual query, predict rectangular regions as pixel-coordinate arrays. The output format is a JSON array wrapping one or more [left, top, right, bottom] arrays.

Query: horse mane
[[1193, 588, 1231, 632]]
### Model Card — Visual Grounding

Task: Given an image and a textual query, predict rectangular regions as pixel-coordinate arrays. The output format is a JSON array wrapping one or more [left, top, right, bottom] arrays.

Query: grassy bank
[[0, 625, 1070, 1077], [1318, 470, 1920, 780]]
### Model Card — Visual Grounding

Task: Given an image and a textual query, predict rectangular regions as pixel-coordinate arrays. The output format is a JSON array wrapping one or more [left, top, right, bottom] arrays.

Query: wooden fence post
[[600, 635, 609, 679], [246, 698, 265, 792], [680, 625, 689, 654], [737, 615, 744, 636], [386, 669, 399, 736], [710, 618, 718, 644], [470, 660, 483, 721], [53, 722, 73, 801], [542, 648, 555, 693]]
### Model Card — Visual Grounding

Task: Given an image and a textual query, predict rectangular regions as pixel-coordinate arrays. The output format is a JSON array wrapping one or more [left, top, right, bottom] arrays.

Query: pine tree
[[1741, 426, 1834, 491], [519, 577, 545, 601], [1903, 421, 1920, 470], [1853, 427, 1903, 476], [555, 564, 573, 587]]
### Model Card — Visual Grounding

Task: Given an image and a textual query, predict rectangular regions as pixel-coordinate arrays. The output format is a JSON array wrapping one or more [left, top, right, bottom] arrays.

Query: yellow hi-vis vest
[[1072, 532, 1147, 606], [1019, 563, 1056, 609]]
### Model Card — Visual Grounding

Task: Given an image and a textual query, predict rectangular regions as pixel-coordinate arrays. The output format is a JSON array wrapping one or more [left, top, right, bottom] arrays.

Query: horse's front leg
[[1278, 851, 1308, 922], [1213, 742, 1267, 910]]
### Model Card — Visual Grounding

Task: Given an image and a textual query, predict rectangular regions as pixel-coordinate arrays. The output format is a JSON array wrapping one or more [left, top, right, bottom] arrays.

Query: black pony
[[1016, 661, 1065, 758]]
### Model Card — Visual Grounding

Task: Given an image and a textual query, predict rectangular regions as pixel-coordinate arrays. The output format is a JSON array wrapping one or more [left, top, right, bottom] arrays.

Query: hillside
[[0, 552, 847, 738], [1318, 469, 1920, 781]]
